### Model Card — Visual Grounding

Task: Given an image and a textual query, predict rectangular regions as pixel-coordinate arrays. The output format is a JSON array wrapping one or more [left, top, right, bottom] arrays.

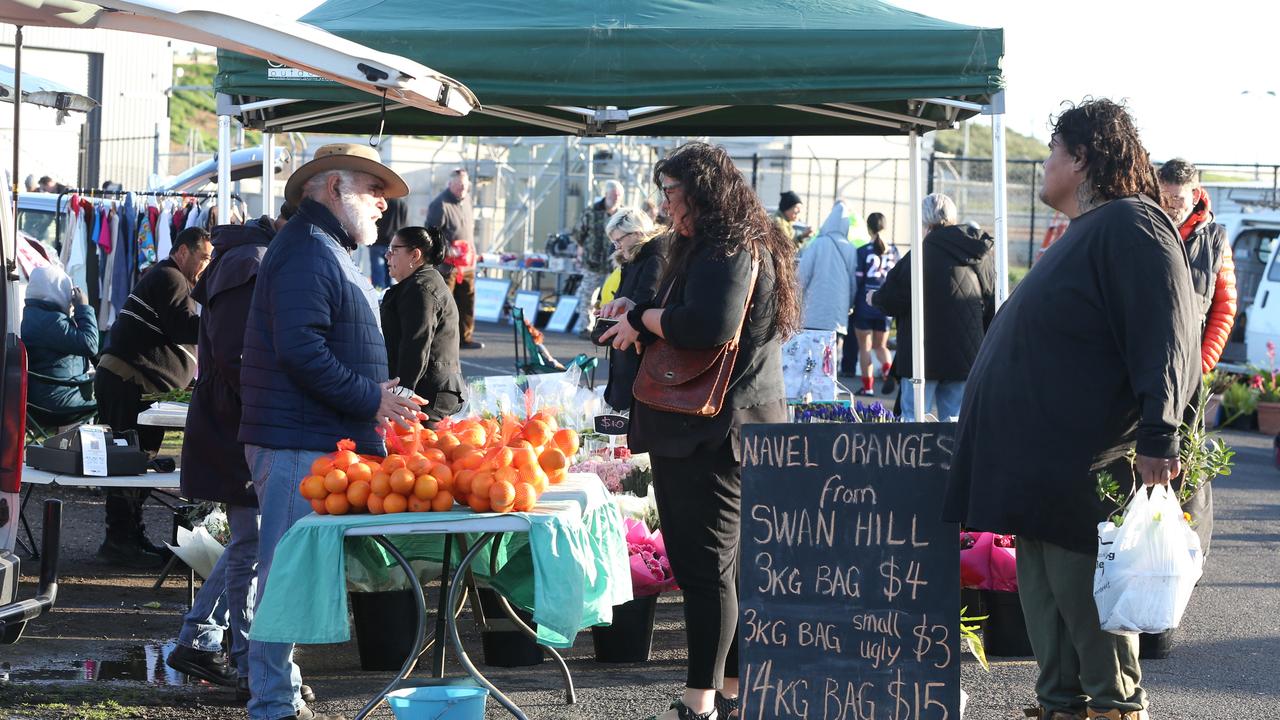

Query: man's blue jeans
[[899, 380, 966, 422], [245, 445, 323, 720], [176, 503, 259, 676]]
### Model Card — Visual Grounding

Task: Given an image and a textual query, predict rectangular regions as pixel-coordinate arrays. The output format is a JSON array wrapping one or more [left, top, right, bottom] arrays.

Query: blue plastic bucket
[[385, 684, 488, 720]]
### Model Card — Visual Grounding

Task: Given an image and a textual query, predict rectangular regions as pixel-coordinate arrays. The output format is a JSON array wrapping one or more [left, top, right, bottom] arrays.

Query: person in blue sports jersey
[[851, 212, 898, 396]]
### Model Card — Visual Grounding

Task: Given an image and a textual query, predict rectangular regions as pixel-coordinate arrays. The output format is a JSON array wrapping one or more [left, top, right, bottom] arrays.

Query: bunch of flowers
[[1248, 341, 1280, 402], [792, 401, 898, 423], [958, 531, 1017, 592], [571, 457, 631, 493], [624, 517, 678, 597]]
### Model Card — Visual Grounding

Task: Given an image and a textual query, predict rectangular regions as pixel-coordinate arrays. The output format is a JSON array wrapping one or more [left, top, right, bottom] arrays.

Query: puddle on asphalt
[[1, 641, 209, 686]]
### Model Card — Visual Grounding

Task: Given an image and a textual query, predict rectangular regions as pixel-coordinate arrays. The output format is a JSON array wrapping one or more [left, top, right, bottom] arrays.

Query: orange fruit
[[490, 446, 514, 469], [404, 453, 431, 476], [346, 480, 371, 510], [381, 454, 407, 473], [430, 490, 455, 512], [449, 442, 476, 462], [300, 475, 327, 500], [458, 425, 486, 449], [520, 465, 549, 495], [310, 455, 335, 477], [521, 419, 552, 448], [511, 446, 538, 470], [370, 472, 392, 497], [367, 492, 385, 515], [435, 433, 461, 455], [467, 493, 491, 513], [538, 447, 567, 475], [509, 439, 534, 452], [453, 469, 475, 497], [548, 467, 567, 485], [429, 463, 454, 490], [389, 468, 417, 495], [324, 468, 349, 494], [310, 498, 328, 515], [529, 410, 558, 431], [490, 479, 516, 510], [513, 482, 537, 512], [493, 465, 519, 487], [324, 492, 351, 515], [332, 449, 360, 470], [413, 474, 439, 500], [470, 471, 495, 502], [420, 428, 439, 446], [408, 495, 432, 513], [552, 428, 579, 457], [382, 492, 408, 514], [423, 447, 447, 465], [458, 451, 485, 472], [346, 462, 372, 485]]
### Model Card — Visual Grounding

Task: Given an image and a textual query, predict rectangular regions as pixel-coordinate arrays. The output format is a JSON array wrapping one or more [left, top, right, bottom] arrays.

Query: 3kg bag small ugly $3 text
[[1093, 484, 1204, 635]]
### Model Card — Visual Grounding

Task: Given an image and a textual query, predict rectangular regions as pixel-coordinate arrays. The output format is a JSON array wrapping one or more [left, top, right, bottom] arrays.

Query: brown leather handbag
[[632, 257, 759, 416]]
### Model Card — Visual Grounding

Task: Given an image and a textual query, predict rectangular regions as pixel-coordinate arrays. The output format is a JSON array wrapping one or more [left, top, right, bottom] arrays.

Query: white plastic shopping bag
[[1093, 485, 1203, 635]]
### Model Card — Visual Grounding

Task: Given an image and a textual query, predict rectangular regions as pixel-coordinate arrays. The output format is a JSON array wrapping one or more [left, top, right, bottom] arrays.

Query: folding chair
[[25, 371, 97, 443], [512, 307, 565, 376]]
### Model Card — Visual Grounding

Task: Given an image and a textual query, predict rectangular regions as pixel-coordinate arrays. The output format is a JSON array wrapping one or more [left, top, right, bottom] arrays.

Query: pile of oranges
[[297, 412, 580, 516]]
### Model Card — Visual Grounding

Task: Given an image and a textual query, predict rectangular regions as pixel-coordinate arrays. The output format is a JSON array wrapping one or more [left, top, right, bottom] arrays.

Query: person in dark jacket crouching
[[944, 99, 1200, 720], [239, 144, 422, 720], [600, 206, 665, 411], [381, 226, 465, 423], [871, 192, 995, 421], [166, 207, 305, 699], [95, 226, 210, 567], [599, 142, 801, 720], [21, 265, 98, 419]]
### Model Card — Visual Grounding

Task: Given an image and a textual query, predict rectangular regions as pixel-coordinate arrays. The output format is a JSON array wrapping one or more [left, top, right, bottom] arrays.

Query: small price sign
[[594, 414, 629, 435]]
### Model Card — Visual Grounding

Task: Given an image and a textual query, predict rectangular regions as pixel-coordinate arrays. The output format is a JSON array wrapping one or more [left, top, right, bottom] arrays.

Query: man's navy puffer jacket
[[239, 199, 389, 455]]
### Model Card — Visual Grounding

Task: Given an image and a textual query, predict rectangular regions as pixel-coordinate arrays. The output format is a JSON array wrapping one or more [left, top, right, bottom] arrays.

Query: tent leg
[[216, 97, 232, 224], [988, 91, 1010, 306], [11, 25, 22, 248], [262, 131, 275, 216], [908, 129, 926, 422]]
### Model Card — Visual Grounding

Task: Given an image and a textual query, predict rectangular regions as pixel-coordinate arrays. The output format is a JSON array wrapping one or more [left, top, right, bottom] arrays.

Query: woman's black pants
[[650, 438, 741, 690]]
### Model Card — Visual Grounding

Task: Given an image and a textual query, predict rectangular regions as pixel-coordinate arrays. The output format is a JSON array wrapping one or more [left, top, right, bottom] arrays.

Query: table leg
[[354, 535, 428, 720], [447, 532, 528, 720], [429, 534, 454, 677], [16, 483, 39, 558]]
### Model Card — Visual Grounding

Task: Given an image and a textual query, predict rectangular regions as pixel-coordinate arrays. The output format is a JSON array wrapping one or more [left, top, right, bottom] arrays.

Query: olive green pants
[[1016, 537, 1145, 715]]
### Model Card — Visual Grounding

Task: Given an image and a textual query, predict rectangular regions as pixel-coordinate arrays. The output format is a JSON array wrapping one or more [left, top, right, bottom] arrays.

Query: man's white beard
[[338, 192, 379, 247]]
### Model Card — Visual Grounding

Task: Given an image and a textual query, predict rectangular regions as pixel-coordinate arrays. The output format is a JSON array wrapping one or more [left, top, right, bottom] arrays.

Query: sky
[[257, 0, 1276, 165]]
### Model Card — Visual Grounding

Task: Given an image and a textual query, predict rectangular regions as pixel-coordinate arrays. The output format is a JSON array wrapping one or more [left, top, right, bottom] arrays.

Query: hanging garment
[[102, 204, 120, 323], [64, 197, 90, 290], [156, 199, 174, 259], [110, 193, 138, 326], [185, 202, 200, 229], [138, 203, 159, 271], [59, 194, 78, 267], [172, 202, 187, 234]]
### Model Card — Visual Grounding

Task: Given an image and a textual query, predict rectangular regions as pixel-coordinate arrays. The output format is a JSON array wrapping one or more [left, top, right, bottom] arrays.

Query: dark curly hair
[[1051, 99, 1159, 204], [653, 142, 801, 339], [1157, 158, 1199, 187]]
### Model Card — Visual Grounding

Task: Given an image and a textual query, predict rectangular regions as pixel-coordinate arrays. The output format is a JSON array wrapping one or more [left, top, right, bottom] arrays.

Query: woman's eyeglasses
[[385, 244, 410, 257]]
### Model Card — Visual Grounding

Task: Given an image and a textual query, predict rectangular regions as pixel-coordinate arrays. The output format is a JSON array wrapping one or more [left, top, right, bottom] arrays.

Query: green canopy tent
[[215, 0, 1008, 422]]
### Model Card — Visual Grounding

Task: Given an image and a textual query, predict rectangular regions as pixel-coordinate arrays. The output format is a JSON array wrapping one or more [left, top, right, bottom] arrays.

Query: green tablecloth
[[250, 474, 631, 648]]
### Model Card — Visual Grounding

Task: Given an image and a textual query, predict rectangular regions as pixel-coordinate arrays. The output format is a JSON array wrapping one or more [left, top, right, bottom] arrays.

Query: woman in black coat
[[601, 206, 666, 410], [598, 143, 801, 720], [381, 226, 465, 423]]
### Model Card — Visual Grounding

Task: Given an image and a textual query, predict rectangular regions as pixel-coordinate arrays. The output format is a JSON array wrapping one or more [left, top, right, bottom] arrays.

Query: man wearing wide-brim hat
[[238, 144, 423, 720]]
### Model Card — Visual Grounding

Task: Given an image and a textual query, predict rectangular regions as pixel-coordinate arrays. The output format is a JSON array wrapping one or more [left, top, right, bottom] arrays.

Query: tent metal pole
[[987, 91, 1010, 305], [11, 25, 21, 252], [908, 129, 926, 421], [217, 109, 232, 224], [262, 131, 275, 217]]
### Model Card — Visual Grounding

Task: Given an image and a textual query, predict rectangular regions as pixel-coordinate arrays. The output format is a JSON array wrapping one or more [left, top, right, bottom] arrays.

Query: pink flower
[[1251, 375, 1265, 390]]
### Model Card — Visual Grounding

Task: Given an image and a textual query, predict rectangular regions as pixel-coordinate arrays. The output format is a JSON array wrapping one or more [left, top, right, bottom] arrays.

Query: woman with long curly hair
[[600, 142, 799, 720]]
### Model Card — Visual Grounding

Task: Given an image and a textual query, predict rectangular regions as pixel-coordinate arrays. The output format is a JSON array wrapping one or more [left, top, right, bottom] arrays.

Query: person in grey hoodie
[[871, 193, 995, 420], [797, 200, 859, 369]]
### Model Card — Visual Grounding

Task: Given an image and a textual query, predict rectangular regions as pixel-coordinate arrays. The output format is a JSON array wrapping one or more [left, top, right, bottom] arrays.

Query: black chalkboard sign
[[594, 414, 630, 435], [739, 423, 960, 720]]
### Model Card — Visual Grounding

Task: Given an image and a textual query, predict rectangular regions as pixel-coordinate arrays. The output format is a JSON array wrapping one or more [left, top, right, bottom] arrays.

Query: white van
[[1220, 210, 1280, 368]]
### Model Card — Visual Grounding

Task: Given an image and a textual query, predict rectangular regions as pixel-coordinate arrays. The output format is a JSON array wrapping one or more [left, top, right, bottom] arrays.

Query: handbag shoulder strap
[[727, 254, 761, 351]]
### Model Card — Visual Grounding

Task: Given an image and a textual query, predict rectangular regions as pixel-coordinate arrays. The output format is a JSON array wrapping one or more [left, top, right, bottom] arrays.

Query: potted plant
[[1249, 341, 1280, 434], [1220, 376, 1259, 430], [591, 517, 677, 662]]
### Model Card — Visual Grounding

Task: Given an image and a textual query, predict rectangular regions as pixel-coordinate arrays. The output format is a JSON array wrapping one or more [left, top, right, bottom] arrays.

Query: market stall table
[[250, 473, 631, 720]]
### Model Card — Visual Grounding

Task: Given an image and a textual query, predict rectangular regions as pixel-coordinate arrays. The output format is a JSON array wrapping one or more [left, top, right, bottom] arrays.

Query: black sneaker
[[134, 524, 173, 561], [715, 693, 740, 720], [166, 645, 237, 687], [460, 340, 485, 350], [96, 537, 166, 569], [880, 375, 898, 396]]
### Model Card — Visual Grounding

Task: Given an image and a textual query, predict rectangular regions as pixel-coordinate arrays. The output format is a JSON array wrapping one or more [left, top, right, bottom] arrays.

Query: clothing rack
[[53, 188, 241, 244]]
